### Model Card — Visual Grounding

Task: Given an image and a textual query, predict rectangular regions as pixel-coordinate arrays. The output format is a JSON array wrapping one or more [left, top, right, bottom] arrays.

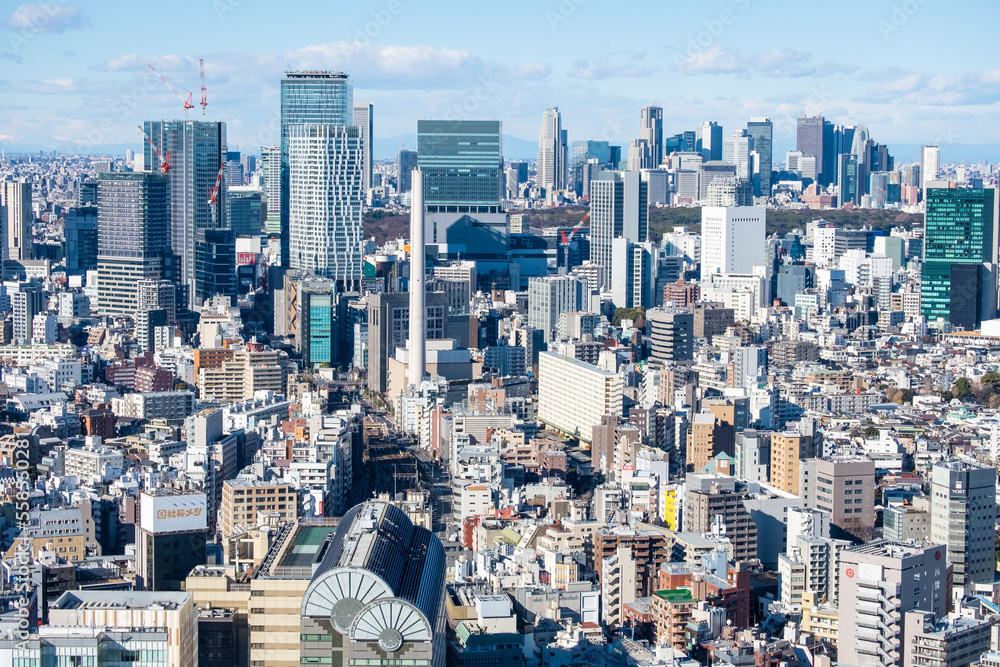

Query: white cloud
[[6, 3, 89, 33], [568, 58, 656, 80]]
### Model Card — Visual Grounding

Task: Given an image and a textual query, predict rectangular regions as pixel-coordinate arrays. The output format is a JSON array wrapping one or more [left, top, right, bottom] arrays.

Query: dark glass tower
[[921, 187, 998, 329], [96, 172, 173, 315]]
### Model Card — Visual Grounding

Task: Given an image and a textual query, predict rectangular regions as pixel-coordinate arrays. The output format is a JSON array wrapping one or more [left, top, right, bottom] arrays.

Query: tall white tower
[[537, 108, 565, 193], [408, 168, 426, 388]]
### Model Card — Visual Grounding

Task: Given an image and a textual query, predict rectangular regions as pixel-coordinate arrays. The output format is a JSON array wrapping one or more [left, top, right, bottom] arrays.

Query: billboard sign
[[139, 492, 207, 534]]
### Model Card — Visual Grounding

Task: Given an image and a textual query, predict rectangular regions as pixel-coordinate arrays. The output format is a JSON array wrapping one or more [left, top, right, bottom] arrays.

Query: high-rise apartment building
[[96, 172, 172, 316], [700, 206, 766, 277], [647, 309, 694, 362], [589, 171, 648, 288], [610, 238, 655, 309], [261, 145, 281, 234], [746, 117, 773, 196], [353, 101, 373, 195], [397, 148, 418, 194], [144, 119, 227, 308], [537, 352, 623, 444], [838, 541, 947, 667], [930, 459, 997, 593], [1, 180, 31, 261], [280, 71, 354, 265], [537, 108, 566, 193], [287, 123, 363, 290], [921, 187, 998, 329]]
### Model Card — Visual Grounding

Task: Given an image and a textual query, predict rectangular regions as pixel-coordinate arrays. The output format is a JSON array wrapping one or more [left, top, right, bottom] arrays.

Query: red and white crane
[[208, 163, 225, 225], [148, 64, 194, 118], [138, 125, 171, 174], [559, 211, 590, 246]]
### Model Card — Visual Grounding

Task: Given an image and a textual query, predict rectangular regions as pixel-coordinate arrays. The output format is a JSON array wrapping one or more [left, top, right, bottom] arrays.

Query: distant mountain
[[373, 134, 540, 162]]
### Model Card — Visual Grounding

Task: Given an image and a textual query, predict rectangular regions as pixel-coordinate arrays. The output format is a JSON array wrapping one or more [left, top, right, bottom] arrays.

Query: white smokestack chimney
[[408, 168, 426, 388]]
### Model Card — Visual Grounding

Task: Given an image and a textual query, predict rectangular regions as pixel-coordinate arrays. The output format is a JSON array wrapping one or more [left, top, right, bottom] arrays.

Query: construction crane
[[559, 211, 589, 246], [208, 163, 225, 226], [138, 125, 171, 173], [198, 58, 207, 117], [148, 65, 194, 118]]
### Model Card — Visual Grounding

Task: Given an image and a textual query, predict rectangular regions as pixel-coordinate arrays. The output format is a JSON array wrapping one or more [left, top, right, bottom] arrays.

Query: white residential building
[[700, 206, 766, 277], [537, 352, 623, 444]]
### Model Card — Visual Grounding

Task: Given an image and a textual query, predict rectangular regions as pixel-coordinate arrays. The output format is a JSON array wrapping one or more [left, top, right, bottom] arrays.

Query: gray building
[[589, 171, 648, 288], [839, 541, 947, 667], [930, 459, 997, 593], [528, 275, 586, 342], [1, 180, 32, 261], [96, 172, 172, 316], [367, 291, 447, 394], [640, 106, 663, 169], [353, 101, 373, 195], [796, 116, 825, 178], [144, 120, 227, 308], [647, 309, 694, 362], [398, 149, 418, 194], [746, 117, 773, 196], [416, 120, 506, 254]]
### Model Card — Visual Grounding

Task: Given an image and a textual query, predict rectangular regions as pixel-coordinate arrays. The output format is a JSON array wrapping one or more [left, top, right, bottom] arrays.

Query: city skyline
[[2, 1, 1000, 160]]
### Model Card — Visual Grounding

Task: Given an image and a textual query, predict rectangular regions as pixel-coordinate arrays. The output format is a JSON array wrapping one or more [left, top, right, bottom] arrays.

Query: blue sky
[[2, 0, 1000, 160]]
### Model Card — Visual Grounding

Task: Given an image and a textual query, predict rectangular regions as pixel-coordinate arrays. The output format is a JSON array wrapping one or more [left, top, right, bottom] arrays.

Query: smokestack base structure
[[408, 168, 426, 388]]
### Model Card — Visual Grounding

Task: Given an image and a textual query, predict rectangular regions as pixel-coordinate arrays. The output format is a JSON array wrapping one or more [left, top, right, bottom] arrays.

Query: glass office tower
[[416, 120, 503, 212], [921, 187, 998, 329]]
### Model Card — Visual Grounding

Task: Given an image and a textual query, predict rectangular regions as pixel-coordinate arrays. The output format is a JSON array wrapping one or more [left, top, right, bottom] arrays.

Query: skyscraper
[[821, 119, 836, 186], [838, 154, 859, 207], [397, 149, 418, 194], [261, 145, 281, 235], [1, 181, 31, 261], [416, 120, 505, 254], [589, 171, 648, 288], [280, 71, 354, 265], [353, 101, 373, 196], [746, 117, 772, 196], [527, 275, 586, 341], [921, 145, 941, 191], [287, 124, 364, 290], [723, 129, 755, 180], [796, 116, 824, 182], [144, 119, 227, 308], [921, 186, 998, 329], [640, 105, 663, 168], [696, 121, 723, 161], [537, 107, 566, 193], [64, 207, 98, 276], [96, 172, 172, 315]]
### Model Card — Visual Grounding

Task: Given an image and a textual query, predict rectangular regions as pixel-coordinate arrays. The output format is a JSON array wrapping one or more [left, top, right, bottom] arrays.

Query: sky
[[2, 0, 1000, 161]]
